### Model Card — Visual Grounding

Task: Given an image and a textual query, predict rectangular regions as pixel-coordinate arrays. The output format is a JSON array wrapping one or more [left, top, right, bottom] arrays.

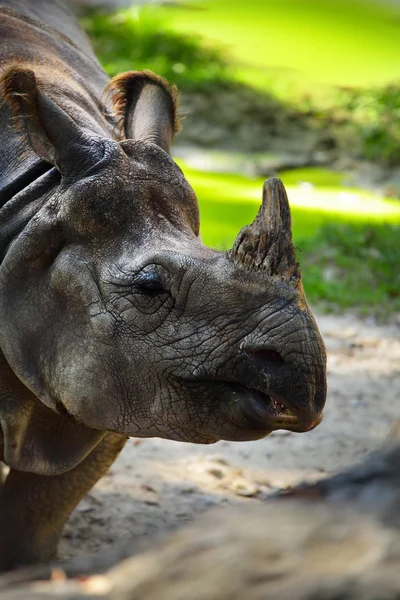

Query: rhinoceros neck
[[0, 168, 60, 264], [0, 2, 114, 249], [0, 2, 111, 131], [0, 0, 97, 61]]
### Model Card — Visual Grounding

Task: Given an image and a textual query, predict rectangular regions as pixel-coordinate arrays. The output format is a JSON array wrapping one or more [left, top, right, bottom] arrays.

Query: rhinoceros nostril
[[245, 349, 285, 364]]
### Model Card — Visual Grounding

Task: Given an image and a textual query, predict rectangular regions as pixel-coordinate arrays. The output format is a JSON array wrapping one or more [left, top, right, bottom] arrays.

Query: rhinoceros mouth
[[188, 378, 322, 435], [222, 381, 321, 433]]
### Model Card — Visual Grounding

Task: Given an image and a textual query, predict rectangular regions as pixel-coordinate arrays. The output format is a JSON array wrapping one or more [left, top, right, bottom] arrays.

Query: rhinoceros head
[[0, 68, 326, 472]]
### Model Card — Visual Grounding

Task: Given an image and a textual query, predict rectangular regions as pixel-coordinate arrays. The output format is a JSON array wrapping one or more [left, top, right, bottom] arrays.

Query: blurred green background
[[81, 0, 400, 318]]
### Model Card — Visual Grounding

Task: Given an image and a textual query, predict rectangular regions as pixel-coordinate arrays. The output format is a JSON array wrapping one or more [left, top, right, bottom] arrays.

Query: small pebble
[[206, 467, 226, 479], [230, 478, 260, 497], [179, 483, 198, 494]]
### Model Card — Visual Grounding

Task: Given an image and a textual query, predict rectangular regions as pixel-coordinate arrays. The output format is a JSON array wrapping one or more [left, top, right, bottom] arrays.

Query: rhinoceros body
[[0, 0, 326, 570]]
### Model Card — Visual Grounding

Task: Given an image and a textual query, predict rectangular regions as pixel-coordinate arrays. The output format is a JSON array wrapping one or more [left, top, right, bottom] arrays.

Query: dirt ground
[[60, 312, 400, 561]]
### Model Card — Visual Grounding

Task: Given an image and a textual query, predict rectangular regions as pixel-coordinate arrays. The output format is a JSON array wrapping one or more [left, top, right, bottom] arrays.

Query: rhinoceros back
[[0, 0, 111, 207]]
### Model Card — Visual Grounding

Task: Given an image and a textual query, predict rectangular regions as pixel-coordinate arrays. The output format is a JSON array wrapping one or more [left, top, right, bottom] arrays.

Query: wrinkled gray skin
[[0, 0, 326, 570]]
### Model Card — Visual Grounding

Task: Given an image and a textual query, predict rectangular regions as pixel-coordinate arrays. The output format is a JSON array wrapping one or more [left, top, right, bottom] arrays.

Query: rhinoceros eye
[[135, 270, 166, 297]]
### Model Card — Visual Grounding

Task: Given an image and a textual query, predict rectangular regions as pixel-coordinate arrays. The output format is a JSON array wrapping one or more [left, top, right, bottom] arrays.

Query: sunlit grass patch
[[155, 0, 400, 89], [83, 0, 400, 94], [177, 162, 400, 243], [80, 7, 230, 88], [82, 1, 400, 165], [177, 161, 400, 318]]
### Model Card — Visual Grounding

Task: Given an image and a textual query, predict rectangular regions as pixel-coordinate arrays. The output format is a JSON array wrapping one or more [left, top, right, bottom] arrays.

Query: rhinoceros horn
[[230, 178, 300, 285]]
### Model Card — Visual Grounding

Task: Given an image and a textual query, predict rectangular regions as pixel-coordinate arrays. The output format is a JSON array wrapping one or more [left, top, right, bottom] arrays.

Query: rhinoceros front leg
[[0, 432, 126, 572]]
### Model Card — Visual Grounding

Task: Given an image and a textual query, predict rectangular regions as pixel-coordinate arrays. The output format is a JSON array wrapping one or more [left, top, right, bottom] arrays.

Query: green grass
[[154, 0, 400, 90], [178, 162, 400, 318], [85, 0, 400, 100], [82, 2, 400, 164], [179, 163, 400, 244], [298, 223, 400, 318], [80, 8, 230, 89]]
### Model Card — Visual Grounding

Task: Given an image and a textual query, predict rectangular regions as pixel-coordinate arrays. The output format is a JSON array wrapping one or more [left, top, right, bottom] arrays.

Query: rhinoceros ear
[[1, 66, 105, 178], [105, 70, 180, 154]]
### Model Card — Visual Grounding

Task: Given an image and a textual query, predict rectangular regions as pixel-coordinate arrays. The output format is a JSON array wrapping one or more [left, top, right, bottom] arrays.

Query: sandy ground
[[60, 312, 400, 560]]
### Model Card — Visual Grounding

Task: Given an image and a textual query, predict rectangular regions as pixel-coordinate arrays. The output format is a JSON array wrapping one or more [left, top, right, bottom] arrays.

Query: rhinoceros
[[0, 0, 326, 570]]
